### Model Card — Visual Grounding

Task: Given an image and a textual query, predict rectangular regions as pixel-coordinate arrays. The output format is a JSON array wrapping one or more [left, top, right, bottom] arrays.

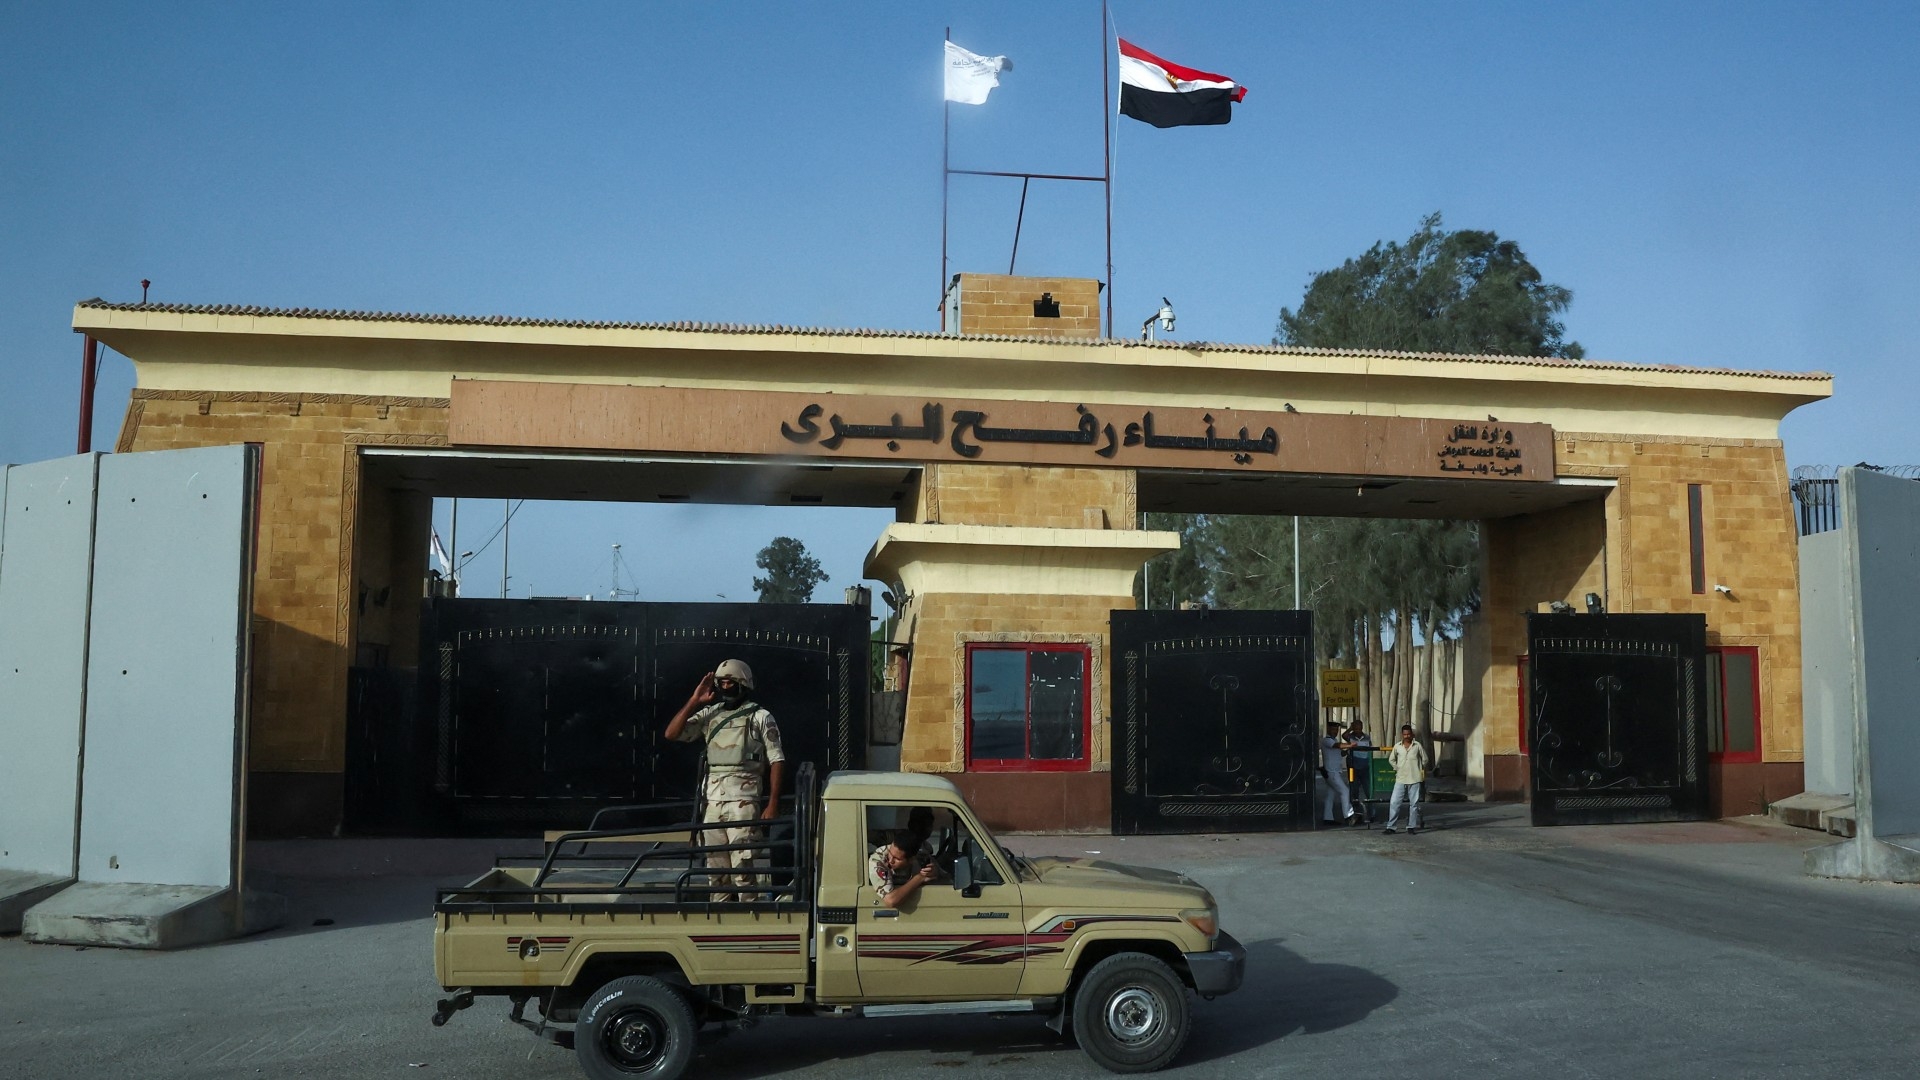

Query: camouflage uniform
[[867, 842, 935, 903], [670, 699, 785, 898]]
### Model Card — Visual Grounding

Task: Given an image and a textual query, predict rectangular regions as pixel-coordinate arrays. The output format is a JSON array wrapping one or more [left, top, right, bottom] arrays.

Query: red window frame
[[1516, 648, 1760, 762], [963, 643, 1092, 773], [1516, 654, 1530, 755]]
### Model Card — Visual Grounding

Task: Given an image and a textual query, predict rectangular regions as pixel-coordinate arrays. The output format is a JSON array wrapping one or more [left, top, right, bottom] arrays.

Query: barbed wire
[[1791, 464, 1920, 481]]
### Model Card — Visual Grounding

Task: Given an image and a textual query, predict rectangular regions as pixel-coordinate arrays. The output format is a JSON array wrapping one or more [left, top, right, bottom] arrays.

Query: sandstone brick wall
[[117, 390, 449, 773], [953, 274, 1102, 339], [353, 482, 433, 670], [1482, 435, 1803, 784], [1482, 498, 1609, 763], [913, 463, 1134, 528]]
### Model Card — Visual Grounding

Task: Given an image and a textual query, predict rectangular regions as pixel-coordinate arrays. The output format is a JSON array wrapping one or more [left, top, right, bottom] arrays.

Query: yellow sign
[[1320, 668, 1360, 708]]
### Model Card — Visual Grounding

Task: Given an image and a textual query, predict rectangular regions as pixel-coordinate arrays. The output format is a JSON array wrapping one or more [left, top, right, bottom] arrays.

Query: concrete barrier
[[0, 456, 99, 931], [18, 446, 284, 947]]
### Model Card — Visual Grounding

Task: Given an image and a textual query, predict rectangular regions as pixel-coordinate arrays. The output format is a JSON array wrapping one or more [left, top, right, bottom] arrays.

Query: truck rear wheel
[[1070, 953, 1192, 1073], [576, 976, 698, 1080]]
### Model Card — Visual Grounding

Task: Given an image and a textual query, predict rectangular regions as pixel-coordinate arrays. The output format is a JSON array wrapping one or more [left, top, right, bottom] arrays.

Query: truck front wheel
[[576, 976, 698, 1080], [1070, 952, 1192, 1073]]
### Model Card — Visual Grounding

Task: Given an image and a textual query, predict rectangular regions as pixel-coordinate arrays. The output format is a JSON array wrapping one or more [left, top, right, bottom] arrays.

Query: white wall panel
[[1848, 469, 1920, 837], [1798, 532, 1852, 796], [77, 446, 256, 888], [0, 456, 99, 878]]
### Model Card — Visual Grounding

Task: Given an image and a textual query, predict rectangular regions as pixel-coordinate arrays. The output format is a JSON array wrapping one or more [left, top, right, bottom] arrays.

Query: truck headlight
[[1180, 907, 1217, 941]]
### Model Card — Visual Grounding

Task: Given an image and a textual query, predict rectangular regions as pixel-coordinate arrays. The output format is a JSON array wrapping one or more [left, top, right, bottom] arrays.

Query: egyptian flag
[[1118, 39, 1246, 128]]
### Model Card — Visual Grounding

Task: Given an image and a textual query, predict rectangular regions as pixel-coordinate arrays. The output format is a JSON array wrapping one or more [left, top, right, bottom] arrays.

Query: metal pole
[[501, 499, 510, 599], [941, 27, 951, 328], [1102, 0, 1114, 338], [1290, 511, 1305, 607], [1009, 177, 1030, 274], [449, 497, 460, 594], [77, 336, 99, 454]]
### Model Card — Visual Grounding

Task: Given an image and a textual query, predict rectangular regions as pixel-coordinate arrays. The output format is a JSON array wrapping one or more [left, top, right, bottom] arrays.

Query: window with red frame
[[965, 644, 1090, 771], [1516, 647, 1759, 761], [1705, 646, 1761, 762], [1517, 655, 1530, 754]]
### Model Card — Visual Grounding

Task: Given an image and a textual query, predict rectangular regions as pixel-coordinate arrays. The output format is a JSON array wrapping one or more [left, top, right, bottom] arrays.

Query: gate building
[[74, 274, 1830, 835]]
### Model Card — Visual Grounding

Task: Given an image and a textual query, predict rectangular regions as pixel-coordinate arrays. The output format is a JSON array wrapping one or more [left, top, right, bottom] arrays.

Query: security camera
[[1714, 584, 1733, 595], [1140, 298, 1178, 341]]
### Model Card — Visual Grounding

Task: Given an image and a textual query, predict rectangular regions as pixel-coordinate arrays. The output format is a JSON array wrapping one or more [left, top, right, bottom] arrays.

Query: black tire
[[1070, 952, 1192, 1073], [576, 976, 698, 1080]]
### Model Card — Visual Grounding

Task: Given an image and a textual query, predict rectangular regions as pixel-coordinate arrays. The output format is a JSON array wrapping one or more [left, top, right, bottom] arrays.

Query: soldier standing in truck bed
[[664, 659, 786, 900]]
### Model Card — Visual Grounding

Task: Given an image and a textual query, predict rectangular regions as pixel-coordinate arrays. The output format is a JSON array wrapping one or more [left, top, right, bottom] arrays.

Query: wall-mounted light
[[1585, 592, 1605, 614]]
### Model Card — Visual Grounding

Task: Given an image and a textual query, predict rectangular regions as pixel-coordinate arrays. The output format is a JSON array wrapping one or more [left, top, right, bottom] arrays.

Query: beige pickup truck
[[433, 767, 1244, 1079]]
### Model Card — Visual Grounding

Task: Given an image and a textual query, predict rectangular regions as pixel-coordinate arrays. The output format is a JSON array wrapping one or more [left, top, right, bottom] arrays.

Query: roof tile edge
[[70, 298, 1832, 382]]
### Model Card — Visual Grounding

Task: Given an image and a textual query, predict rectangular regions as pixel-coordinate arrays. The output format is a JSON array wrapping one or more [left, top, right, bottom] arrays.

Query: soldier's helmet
[[715, 658, 755, 690]]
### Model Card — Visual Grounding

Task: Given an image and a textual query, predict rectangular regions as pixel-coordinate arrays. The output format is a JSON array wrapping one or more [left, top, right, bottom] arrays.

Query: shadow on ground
[[670, 937, 1396, 1077], [1179, 937, 1397, 1062]]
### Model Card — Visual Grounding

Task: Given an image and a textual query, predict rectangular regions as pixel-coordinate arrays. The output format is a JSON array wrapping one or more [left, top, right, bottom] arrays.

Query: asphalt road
[[4, 805, 1918, 1079]]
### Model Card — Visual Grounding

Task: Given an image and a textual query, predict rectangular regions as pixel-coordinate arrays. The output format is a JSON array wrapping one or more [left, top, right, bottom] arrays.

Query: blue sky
[[4, 2, 1916, 601]]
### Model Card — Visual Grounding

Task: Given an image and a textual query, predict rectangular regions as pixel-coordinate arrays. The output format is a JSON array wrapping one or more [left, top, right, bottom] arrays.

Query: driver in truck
[[868, 829, 942, 908]]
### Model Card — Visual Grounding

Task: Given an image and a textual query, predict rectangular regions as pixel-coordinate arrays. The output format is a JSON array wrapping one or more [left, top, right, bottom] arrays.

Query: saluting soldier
[[664, 659, 786, 900]]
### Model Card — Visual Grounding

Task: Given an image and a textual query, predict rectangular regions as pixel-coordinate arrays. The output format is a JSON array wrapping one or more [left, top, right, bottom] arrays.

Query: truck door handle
[[962, 912, 1010, 920]]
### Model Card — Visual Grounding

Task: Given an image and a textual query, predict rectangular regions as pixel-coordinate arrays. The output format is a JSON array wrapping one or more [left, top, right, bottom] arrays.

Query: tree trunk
[[1395, 603, 1415, 732], [1364, 612, 1383, 733], [1411, 608, 1433, 738]]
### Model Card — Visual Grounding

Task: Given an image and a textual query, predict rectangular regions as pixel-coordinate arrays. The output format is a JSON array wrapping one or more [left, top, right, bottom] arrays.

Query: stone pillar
[[116, 390, 449, 834], [1480, 499, 1611, 799], [873, 456, 1173, 830], [865, 523, 1178, 831], [1484, 434, 1807, 814]]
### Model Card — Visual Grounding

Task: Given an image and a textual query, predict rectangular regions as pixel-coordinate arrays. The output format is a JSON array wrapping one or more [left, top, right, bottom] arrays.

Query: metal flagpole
[[941, 27, 951, 326], [1101, 0, 1114, 338], [1294, 516, 1302, 608], [1008, 177, 1031, 273], [450, 497, 459, 595]]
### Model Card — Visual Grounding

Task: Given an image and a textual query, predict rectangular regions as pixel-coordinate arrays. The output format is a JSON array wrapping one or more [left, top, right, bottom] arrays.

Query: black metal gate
[[345, 597, 866, 835], [1110, 609, 1316, 834], [1527, 612, 1709, 826]]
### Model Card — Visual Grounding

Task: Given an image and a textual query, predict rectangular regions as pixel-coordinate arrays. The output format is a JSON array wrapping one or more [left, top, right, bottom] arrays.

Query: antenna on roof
[[607, 543, 643, 601]]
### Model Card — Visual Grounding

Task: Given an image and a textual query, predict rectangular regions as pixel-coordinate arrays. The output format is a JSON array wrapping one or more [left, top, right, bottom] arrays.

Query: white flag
[[945, 40, 1012, 105], [429, 528, 452, 575]]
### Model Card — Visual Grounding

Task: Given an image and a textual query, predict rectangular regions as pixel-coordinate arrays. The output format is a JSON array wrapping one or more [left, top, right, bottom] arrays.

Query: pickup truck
[[433, 765, 1245, 1079]]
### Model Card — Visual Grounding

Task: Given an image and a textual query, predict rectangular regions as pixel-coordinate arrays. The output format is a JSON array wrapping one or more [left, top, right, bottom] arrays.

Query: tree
[[752, 536, 827, 603], [1136, 512, 1212, 609], [1164, 213, 1584, 734], [1276, 211, 1583, 359]]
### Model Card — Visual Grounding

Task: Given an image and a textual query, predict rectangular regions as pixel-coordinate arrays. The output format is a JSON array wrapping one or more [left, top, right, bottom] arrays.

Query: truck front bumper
[[1184, 930, 1246, 996]]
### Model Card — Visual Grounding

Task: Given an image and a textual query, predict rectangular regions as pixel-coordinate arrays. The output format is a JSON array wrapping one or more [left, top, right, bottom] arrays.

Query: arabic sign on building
[[448, 381, 1554, 482]]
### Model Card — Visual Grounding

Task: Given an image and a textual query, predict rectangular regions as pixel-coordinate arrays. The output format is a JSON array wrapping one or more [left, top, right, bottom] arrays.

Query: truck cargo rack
[[435, 763, 818, 916]]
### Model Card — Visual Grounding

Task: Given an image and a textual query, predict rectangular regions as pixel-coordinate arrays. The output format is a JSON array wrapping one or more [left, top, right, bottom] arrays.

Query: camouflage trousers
[[699, 769, 766, 899]]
